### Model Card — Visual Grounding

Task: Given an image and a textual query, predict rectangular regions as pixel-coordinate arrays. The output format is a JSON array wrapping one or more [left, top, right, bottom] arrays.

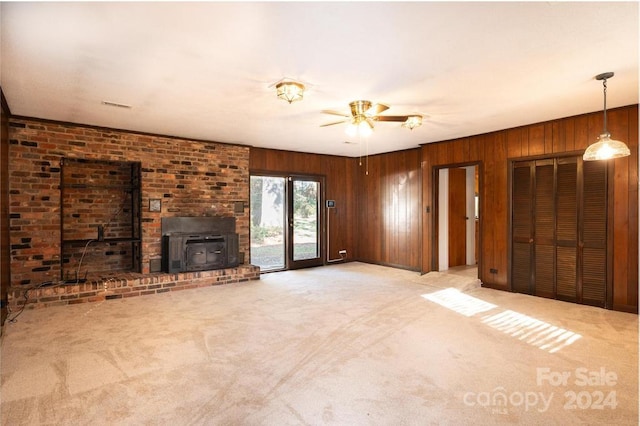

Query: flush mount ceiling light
[[402, 115, 423, 130], [583, 72, 630, 161], [275, 80, 305, 104]]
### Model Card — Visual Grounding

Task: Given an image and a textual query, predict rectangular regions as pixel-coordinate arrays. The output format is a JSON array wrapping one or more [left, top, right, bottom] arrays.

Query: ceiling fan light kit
[[275, 80, 305, 104], [349, 100, 377, 117], [346, 117, 374, 138], [583, 72, 630, 161], [321, 99, 421, 135], [319, 99, 425, 175]]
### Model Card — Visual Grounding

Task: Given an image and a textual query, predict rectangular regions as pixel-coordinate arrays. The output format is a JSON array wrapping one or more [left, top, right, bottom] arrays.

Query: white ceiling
[[1, 2, 638, 157]]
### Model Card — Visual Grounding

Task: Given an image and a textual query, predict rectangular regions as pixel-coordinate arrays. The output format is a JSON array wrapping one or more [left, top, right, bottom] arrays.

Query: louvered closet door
[[556, 158, 578, 301], [534, 160, 555, 299], [581, 160, 607, 307], [510, 156, 607, 307], [511, 162, 533, 294]]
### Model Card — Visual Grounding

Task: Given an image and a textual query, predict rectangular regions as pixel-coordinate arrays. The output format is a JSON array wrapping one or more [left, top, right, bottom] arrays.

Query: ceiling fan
[[320, 100, 421, 136]]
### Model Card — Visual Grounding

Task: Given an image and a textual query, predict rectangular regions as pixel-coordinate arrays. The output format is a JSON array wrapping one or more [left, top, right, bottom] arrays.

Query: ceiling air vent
[[101, 100, 132, 109]]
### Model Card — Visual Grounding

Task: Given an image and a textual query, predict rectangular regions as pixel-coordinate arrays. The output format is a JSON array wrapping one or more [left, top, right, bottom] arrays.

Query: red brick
[[8, 117, 251, 293]]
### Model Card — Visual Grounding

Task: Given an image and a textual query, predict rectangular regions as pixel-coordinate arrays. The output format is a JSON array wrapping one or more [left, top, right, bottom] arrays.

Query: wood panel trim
[[1, 87, 11, 328], [606, 160, 615, 309], [12, 114, 249, 150], [1, 88, 11, 117], [612, 303, 639, 314], [431, 165, 439, 271], [627, 106, 639, 307]]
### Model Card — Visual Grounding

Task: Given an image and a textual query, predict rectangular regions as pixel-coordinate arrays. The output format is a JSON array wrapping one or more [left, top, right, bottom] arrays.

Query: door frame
[[432, 161, 482, 275], [249, 171, 326, 272], [287, 174, 326, 270], [447, 167, 468, 268]]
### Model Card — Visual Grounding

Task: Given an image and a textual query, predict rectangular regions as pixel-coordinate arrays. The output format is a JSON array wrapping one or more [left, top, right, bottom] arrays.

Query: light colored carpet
[[1, 262, 637, 425]]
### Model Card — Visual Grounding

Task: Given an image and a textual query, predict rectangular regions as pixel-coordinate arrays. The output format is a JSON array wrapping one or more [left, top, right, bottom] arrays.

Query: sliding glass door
[[250, 174, 323, 271]]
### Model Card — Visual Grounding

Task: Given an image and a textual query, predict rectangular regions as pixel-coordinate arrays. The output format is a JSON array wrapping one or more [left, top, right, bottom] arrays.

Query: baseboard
[[612, 304, 639, 314], [355, 259, 421, 273], [0, 304, 6, 338], [480, 282, 508, 291], [0, 316, 7, 342]]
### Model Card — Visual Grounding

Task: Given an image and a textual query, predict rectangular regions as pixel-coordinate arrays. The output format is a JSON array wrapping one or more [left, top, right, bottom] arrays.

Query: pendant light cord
[[602, 78, 608, 134]]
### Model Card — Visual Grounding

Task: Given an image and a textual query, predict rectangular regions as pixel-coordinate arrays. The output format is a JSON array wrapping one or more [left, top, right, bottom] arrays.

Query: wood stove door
[[206, 242, 226, 267], [185, 242, 207, 270]]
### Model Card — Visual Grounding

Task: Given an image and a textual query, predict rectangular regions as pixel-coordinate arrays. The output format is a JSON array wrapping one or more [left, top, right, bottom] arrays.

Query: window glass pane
[[250, 176, 286, 271], [293, 180, 319, 261]]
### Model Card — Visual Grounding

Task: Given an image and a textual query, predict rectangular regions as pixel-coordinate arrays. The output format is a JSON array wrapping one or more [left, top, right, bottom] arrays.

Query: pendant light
[[583, 72, 630, 161]]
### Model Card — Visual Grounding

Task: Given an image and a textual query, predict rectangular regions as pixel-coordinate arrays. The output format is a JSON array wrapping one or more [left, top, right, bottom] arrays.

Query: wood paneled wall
[[250, 147, 422, 271], [355, 149, 422, 270], [250, 148, 358, 262], [1, 90, 10, 327], [421, 105, 638, 312]]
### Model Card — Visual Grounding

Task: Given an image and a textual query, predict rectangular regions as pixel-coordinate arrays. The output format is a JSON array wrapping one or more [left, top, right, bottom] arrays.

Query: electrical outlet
[[490, 268, 498, 274], [338, 250, 347, 255]]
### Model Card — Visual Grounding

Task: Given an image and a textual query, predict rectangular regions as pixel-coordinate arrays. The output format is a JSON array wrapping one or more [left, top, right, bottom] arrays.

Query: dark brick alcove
[[61, 157, 142, 281]]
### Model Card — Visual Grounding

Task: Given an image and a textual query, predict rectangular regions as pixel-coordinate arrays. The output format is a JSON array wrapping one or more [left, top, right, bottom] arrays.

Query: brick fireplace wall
[[8, 117, 252, 296]]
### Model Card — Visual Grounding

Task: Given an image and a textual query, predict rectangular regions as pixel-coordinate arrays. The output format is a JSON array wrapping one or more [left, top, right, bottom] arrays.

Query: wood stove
[[161, 217, 239, 273]]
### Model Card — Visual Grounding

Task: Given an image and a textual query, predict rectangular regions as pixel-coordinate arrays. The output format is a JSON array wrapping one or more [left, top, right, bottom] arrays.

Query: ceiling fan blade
[[320, 120, 348, 127], [366, 103, 390, 116], [373, 115, 408, 122], [322, 110, 350, 118]]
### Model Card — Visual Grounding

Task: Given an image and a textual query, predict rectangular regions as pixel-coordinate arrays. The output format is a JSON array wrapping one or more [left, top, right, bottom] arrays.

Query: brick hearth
[[8, 265, 260, 310]]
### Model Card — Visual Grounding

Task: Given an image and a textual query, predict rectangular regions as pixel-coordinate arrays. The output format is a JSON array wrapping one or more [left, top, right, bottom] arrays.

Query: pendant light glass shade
[[583, 72, 630, 161], [583, 133, 630, 161]]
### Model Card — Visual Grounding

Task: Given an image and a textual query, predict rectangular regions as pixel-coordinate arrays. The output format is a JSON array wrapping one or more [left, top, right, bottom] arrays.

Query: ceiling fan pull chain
[[366, 136, 369, 176]]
